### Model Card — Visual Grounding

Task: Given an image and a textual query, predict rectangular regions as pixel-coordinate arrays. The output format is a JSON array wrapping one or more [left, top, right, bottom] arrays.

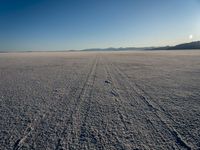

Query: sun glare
[[189, 34, 193, 40]]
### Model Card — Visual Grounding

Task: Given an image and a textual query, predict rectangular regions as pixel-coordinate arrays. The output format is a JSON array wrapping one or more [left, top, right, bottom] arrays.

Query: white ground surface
[[0, 51, 200, 150]]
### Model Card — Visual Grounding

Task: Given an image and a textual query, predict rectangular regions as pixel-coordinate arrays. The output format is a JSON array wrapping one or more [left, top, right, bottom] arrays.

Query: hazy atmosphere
[[0, 0, 200, 51]]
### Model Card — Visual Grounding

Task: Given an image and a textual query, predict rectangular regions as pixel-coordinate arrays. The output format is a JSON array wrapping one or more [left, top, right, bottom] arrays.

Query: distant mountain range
[[1, 41, 200, 52], [82, 41, 200, 51]]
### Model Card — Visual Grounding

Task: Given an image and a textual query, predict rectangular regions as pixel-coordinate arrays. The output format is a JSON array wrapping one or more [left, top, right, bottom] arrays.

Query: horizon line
[[0, 40, 199, 52]]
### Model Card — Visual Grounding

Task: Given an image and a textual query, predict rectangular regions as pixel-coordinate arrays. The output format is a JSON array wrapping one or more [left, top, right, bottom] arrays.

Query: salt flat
[[0, 50, 200, 150]]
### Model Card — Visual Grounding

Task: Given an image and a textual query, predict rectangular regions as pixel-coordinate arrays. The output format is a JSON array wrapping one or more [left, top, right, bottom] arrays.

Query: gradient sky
[[0, 0, 200, 51]]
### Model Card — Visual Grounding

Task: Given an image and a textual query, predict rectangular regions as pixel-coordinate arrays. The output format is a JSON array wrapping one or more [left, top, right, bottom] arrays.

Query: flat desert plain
[[0, 50, 200, 150]]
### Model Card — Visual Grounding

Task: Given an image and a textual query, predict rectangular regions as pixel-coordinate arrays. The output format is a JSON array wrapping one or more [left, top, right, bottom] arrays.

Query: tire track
[[102, 57, 175, 149], [106, 56, 192, 150], [56, 55, 99, 149], [13, 114, 46, 150], [103, 57, 143, 149], [104, 65, 129, 132], [114, 63, 192, 150], [79, 55, 133, 150], [78, 56, 99, 149], [12, 58, 95, 150], [77, 56, 124, 150], [134, 82, 199, 145], [103, 56, 171, 149]]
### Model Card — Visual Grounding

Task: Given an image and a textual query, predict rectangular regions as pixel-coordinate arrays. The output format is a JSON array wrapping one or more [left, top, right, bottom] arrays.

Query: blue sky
[[0, 0, 200, 51]]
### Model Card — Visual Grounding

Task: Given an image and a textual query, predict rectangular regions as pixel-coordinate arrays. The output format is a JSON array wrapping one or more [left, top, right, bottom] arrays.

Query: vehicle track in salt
[[56, 56, 99, 149], [103, 58, 141, 149], [104, 56, 192, 150], [103, 57, 170, 149], [12, 114, 46, 150], [112, 60, 196, 149], [11, 56, 96, 150]]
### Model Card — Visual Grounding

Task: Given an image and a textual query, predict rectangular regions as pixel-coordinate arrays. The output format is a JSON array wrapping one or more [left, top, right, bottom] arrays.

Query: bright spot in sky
[[189, 34, 193, 39]]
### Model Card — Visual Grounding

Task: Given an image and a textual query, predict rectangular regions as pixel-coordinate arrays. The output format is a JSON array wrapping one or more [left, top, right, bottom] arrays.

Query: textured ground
[[0, 50, 200, 150]]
